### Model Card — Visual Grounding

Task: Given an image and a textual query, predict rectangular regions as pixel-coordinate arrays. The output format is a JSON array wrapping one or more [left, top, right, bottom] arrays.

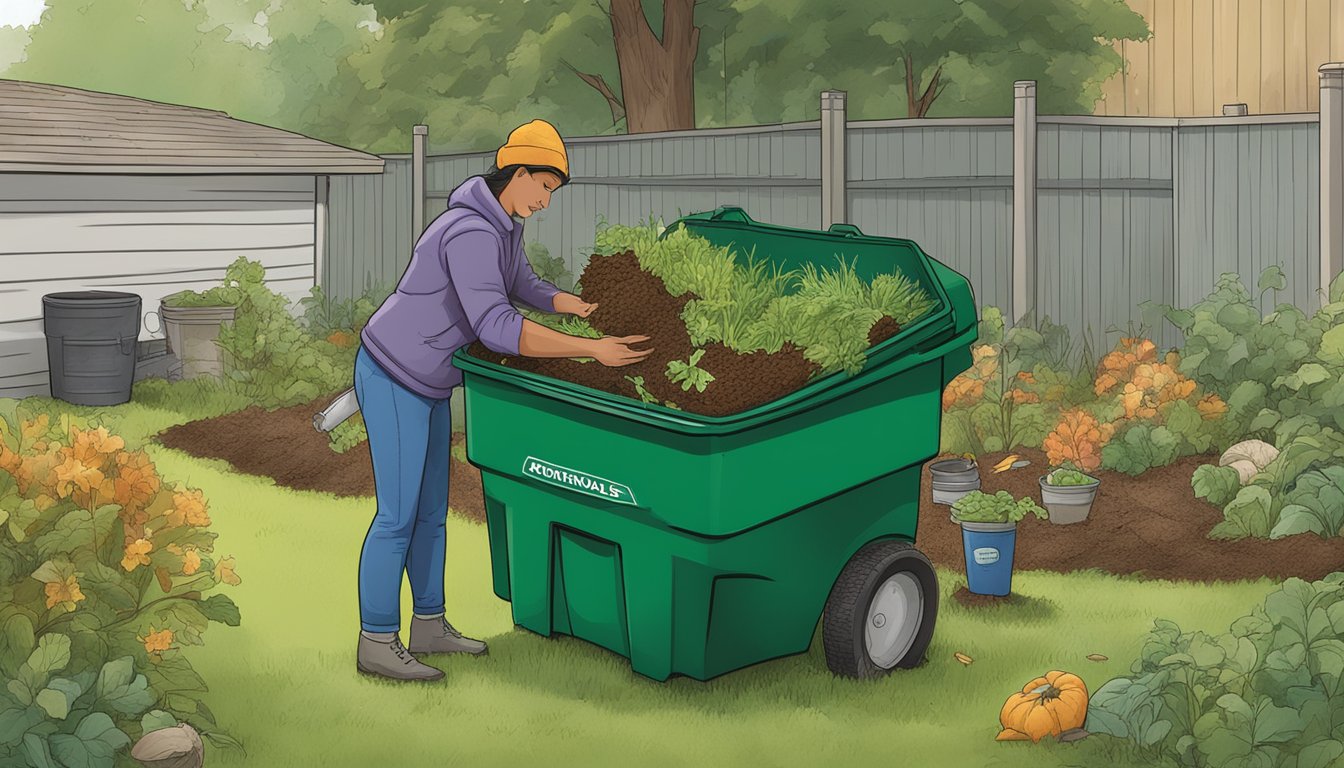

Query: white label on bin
[[522, 456, 637, 506], [973, 547, 1000, 565]]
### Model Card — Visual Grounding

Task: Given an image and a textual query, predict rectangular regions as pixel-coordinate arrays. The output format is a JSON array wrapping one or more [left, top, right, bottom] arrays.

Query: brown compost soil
[[917, 447, 1344, 584], [154, 396, 486, 523], [156, 404, 1343, 583], [466, 250, 828, 417]]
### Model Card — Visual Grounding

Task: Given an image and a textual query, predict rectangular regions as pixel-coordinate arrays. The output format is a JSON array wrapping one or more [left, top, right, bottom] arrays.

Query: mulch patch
[[155, 405, 1344, 584], [154, 395, 486, 524]]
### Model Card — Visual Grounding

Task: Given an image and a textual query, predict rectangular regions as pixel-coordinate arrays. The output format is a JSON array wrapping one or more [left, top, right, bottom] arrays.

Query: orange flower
[[1043, 410, 1115, 473], [1197, 394, 1228, 420], [43, 575, 86, 612], [69, 426, 124, 472], [167, 544, 202, 576], [0, 442, 20, 478], [942, 376, 985, 411], [1003, 389, 1040, 405], [20, 415, 49, 445], [52, 450, 104, 500], [1016, 371, 1037, 385], [113, 450, 161, 509], [163, 487, 211, 528], [139, 627, 174, 654], [214, 556, 241, 586], [121, 538, 153, 572], [18, 449, 61, 498]]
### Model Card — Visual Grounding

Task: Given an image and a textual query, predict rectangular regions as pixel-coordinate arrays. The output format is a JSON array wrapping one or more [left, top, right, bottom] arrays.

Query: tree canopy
[[2, 0, 1149, 153]]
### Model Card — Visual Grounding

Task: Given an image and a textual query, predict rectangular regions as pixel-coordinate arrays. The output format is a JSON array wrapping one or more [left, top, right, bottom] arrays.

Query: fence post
[[314, 176, 329, 291], [820, 90, 847, 229], [1012, 81, 1038, 327], [1321, 64, 1344, 300], [412, 124, 428, 240]]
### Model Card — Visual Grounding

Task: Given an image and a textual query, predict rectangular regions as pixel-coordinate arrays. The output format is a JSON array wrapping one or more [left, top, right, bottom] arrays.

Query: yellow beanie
[[496, 120, 569, 179]]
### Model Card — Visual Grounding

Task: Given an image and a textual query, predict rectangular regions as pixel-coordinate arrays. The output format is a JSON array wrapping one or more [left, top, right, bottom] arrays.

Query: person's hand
[[553, 293, 597, 318], [587, 335, 652, 367]]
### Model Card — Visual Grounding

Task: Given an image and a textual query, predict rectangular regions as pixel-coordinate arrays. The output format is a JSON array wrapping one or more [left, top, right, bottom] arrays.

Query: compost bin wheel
[[822, 539, 938, 679]]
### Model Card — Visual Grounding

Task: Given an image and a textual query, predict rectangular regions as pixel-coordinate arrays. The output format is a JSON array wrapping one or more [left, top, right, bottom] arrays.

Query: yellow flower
[[139, 627, 173, 654], [214, 556, 241, 586], [121, 538, 153, 572], [43, 575, 86, 612]]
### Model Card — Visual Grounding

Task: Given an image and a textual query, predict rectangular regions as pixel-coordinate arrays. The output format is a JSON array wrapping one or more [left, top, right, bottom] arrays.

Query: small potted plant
[[950, 490, 1047, 596], [1038, 464, 1101, 525]]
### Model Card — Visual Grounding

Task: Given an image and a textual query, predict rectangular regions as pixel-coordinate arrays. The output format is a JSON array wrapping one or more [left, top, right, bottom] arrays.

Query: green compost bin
[[453, 206, 978, 682]]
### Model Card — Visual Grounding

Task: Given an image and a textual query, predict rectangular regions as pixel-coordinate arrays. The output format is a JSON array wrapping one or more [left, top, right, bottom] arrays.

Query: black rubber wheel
[[822, 539, 939, 679]]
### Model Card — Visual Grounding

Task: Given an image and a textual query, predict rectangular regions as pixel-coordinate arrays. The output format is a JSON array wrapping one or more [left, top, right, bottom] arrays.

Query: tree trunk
[[903, 53, 945, 118], [609, 0, 699, 133]]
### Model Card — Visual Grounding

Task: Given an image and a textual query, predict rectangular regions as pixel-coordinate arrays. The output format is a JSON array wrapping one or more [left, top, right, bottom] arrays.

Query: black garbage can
[[42, 291, 142, 406]]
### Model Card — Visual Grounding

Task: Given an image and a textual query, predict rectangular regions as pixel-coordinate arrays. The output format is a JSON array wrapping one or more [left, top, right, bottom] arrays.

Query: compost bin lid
[[42, 290, 142, 308]]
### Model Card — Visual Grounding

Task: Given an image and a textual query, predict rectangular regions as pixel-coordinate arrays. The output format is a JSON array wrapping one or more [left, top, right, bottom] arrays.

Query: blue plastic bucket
[[959, 521, 1017, 596]]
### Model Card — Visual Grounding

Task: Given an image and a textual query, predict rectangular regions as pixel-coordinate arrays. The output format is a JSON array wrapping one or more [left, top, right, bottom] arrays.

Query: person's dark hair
[[482, 164, 569, 198]]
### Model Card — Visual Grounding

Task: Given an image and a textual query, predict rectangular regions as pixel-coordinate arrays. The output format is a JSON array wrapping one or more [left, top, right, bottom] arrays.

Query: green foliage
[[597, 222, 935, 377], [524, 242, 574, 293], [1101, 423, 1180, 476], [0, 406, 242, 765], [1086, 573, 1344, 768], [950, 490, 1047, 524], [327, 413, 367, 455], [665, 350, 715, 394], [520, 308, 602, 342], [1192, 465, 1242, 509], [298, 282, 388, 340], [171, 258, 355, 409], [1268, 466, 1344, 540], [623, 376, 658, 406], [1044, 468, 1096, 486], [1148, 268, 1344, 437]]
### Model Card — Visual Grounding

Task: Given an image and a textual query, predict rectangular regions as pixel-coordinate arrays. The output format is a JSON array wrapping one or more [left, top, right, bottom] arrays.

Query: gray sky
[[0, 0, 46, 28]]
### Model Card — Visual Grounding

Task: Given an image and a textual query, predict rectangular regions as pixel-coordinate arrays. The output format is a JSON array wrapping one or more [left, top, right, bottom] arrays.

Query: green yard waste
[[454, 207, 978, 681]]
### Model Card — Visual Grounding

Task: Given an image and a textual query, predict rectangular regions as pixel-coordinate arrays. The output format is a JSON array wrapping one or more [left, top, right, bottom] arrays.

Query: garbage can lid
[[42, 290, 142, 308]]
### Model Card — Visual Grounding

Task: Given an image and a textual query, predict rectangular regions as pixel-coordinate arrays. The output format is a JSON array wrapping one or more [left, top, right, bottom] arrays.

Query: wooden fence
[[323, 65, 1344, 354]]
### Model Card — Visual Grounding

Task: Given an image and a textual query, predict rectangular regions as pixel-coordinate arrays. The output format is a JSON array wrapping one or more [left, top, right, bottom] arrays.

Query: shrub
[[0, 406, 243, 765], [1101, 422, 1181, 476], [1043, 409, 1115, 473], [1086, 573, 1344, 768]]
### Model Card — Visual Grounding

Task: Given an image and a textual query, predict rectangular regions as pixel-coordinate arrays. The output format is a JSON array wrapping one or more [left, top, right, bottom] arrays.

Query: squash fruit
[[996, 670, 1089, 742]]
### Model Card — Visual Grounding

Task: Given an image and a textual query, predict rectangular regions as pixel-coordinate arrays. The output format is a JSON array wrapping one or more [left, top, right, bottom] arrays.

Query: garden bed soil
[[155, 400, 1344, 584], [918, 448, 1344, 584], [467, 250, 901, 417], [154, 395, 485, 523]]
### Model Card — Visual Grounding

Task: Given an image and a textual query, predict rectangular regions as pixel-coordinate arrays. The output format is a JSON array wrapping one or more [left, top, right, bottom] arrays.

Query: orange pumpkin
[[996, 670, 1089, 742]]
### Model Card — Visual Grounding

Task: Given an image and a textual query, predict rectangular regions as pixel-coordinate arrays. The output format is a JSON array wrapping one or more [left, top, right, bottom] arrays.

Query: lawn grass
[[3, 387, 1282, 766], [140, 443, 1272, 768]]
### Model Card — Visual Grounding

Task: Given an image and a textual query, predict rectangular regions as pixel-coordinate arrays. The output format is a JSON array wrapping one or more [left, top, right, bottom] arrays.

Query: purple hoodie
[[359, 176, 561, 399]]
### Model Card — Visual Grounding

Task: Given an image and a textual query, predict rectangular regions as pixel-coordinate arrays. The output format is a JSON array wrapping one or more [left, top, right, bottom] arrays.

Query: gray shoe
[[357, 633, 445, 681], [408, 616, 488, 656]]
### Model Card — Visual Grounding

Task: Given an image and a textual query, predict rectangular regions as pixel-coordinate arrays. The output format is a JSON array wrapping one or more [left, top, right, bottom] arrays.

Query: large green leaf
[[49, 712, 130, 768], [1293, 740, 1344, 768], [143, 656, 207, 698], [139, 710, 176, 735], [1273, 363, 1332, 392], [197, 594, 241, 627], [33, 676, 81, 721], [1258, 266, 1288, 295], [1193, 464, 1242, 508], [1167, 400, 1212, 453], [0, 706, 42, 747], [95, 658, 154, 717], [0, 615, 34, 678], [21, 732, 57, 768], [1317, 326, 1344, 367], [24, 635, 70, 679], [1211, 486, 1276, 540]]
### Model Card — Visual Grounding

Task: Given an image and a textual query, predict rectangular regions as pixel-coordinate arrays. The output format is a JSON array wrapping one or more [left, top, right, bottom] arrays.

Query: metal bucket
[[929, 458, 981, 506]]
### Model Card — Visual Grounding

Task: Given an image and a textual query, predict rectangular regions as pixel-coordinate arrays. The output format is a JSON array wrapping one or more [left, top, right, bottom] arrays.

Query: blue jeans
[[353, 345, 452, 633]]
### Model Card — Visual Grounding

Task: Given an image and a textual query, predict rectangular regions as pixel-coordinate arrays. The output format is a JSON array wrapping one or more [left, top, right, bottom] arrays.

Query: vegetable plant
[[665, 349, 715, 393], [624, 376, 659, 405], [950, 490, 1047, 524], [1086, 573, 1344, 768], [524, 241, 574, 292], [1043, 409, 1114, 473], [1044, 467, 1097, 486]]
